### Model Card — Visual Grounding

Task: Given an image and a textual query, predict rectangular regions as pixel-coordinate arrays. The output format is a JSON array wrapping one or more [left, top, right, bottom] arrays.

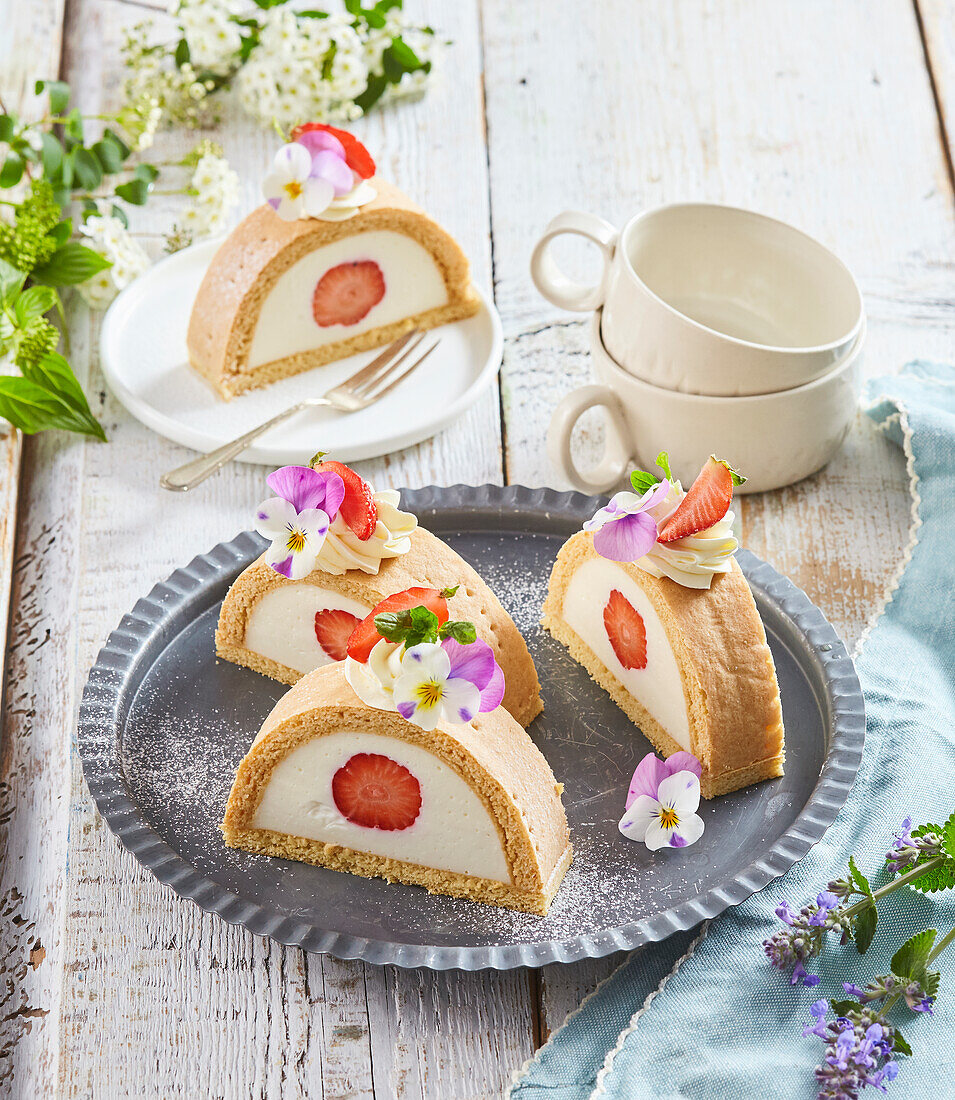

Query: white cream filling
[[562, 558, 691, 750], [253, 730, 511, 883], [247, 229, 449, 370], [243, 585, 370, 674]]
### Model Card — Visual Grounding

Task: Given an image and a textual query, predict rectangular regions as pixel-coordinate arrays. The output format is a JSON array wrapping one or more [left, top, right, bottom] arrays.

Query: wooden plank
[[917, 0, 955, 185], [481, 0, 955, 1042], [0, 1, 73, 1093], [21, 1, 532, 1097]]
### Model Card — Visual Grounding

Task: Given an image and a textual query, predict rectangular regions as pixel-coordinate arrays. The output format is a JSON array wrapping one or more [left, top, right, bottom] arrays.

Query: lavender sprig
[[763, 813, 955, 1096]]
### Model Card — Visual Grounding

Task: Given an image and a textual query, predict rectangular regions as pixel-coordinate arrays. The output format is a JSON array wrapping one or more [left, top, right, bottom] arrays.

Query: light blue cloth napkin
[[510, 362, 955, 1100]]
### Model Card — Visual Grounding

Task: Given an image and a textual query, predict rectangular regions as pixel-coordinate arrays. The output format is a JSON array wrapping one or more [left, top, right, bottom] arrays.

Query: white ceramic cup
[[547, 312, 863, 495], [530, 203, 864, 397]]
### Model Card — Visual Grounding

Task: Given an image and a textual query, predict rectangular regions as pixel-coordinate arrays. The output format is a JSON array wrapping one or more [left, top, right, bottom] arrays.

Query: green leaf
[[0, 372, 104, 439], [114, 178, 150, 205], [891, 928, 937, 980], [39, 131, 64, 177], [0, 258, 27, 303], [892, 1029, 913, 1057], [71, 146, 102, 190], [36, 79, 70, 115], [110, 204, 129, 229], [439, 620, 477, 645], [48, 219, 72, 248], [0, 115, 15, 143], [102, 128, 131, 160], [854, 900, 877, 954], [909, 823, 955, 892], [404, 604, 441, 647], [941, 810, 955, 860], [923, 970, 940, 999], [133, 162, 159, 183], [0, 153, 25, 188], [630, 468, 661, 494], [848, 855, 873, 897], [91, 137, 124, 175], [64, 107, 84, 145], [354, 73, 389, 113], [19, 351, 106, 440], [655, 451, 673, 480], [439, 585, 459, 599], [15, 285, 58, 326], [386, 35, 424, 75], [829, 999, 862, 1017], [174, 38, 191, 67], [31, 242, 111, 286], [58, 151, 73, 189]]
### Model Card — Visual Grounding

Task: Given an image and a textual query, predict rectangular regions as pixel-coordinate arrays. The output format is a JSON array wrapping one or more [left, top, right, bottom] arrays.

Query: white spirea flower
[[177, 0, 242, 75], [76, 211, 151, 309]]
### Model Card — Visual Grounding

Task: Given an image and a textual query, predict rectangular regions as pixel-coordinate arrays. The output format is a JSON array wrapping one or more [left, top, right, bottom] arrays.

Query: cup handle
[[530, 211, 618, 312], [547, 384, 634, 494]]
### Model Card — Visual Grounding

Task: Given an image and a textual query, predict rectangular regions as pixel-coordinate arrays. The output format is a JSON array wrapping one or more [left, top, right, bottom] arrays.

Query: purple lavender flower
[[885, 816, 941, 875], [810, 1004, 900, 1100]]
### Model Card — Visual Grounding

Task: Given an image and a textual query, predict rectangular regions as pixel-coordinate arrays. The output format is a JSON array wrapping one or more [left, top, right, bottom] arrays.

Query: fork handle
[[159, 399, 328, 491]]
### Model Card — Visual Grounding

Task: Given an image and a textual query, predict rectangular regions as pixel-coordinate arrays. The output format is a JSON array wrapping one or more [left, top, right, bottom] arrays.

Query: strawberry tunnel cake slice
[[221, 612, 572, 914], [187, 124, 479, 399], [216, 460, 542, 727], [542, 454, 785, 798]]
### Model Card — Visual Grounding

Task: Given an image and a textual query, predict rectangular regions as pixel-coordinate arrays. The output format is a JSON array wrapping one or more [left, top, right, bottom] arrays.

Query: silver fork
[[160, 331, 438, 492]]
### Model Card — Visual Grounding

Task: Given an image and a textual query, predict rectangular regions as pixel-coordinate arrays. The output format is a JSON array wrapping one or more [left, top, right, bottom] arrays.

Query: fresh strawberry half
[[656, 456, 741, 543], [603, 589, 648, 671], [314, 608, 362, 662], [347, 587, 450, 663], [332, 752, 422, 831], [291, 122, 376, 179], [312, 458, 378, 540], [312, 260, 385, 328]]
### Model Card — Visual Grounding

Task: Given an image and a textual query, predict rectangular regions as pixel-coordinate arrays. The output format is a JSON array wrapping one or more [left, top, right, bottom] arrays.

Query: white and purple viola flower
[[583, 480, 670, 562], [618, 749, 705, 850], [255, 465, 345, 581], [263, 134, 355, 222], [392, 637, 505, 732]]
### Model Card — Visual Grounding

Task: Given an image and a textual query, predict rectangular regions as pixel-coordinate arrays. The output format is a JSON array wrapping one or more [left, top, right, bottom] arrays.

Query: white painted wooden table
[[2, 1, 954, 1095]]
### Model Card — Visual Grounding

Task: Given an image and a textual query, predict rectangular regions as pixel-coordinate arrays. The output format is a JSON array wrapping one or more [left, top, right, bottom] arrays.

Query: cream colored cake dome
[[216, 457, 542, 727], [542, 452, 785, 798], [187, 123, 479, 399], [222, 596, 572, 914]]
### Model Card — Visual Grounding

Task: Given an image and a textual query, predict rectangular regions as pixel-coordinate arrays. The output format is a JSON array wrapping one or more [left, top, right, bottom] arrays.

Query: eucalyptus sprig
[[763, 811, 955, 1095]]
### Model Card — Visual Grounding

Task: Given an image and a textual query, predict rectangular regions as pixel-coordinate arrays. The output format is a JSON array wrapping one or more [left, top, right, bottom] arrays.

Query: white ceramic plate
[[99, 238, 503, 464]]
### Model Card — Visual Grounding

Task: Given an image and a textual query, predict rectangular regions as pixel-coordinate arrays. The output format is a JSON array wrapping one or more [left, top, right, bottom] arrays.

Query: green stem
[[841, 858, 948, 919], [927, 924, 955, 965]]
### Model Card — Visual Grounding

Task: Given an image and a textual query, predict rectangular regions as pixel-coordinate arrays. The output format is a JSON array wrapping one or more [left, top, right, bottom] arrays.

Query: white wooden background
[[1, 1, 954, 1096]]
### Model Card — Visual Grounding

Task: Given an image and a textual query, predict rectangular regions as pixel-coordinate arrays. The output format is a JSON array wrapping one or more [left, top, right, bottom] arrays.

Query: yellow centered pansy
[[284, 179, 303, 200], [658, 806, 679, 830], [285, 527, 307, 553], [414, 680, 444, 709]]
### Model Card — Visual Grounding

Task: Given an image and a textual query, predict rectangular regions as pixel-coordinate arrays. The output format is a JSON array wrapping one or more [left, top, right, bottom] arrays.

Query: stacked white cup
[[531, 203, 865, 494]]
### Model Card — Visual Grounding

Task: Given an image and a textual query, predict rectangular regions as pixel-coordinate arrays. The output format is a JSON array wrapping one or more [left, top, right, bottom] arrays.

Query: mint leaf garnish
[[439, 620, 476, 645], [655, 451, 673, 480]]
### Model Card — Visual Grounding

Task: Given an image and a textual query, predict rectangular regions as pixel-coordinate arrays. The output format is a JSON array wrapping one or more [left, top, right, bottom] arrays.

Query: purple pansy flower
[[583, 480, 670, 562], [255, 466, 345, 580], [295, 129, 356, 197], [392, 638, 506, 731], [618, 750, 705, 851]]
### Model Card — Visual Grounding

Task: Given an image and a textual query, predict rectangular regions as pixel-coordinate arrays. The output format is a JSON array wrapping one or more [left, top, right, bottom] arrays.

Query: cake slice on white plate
[[542, 453, 785, 798], [187, 123, 479, 399]]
